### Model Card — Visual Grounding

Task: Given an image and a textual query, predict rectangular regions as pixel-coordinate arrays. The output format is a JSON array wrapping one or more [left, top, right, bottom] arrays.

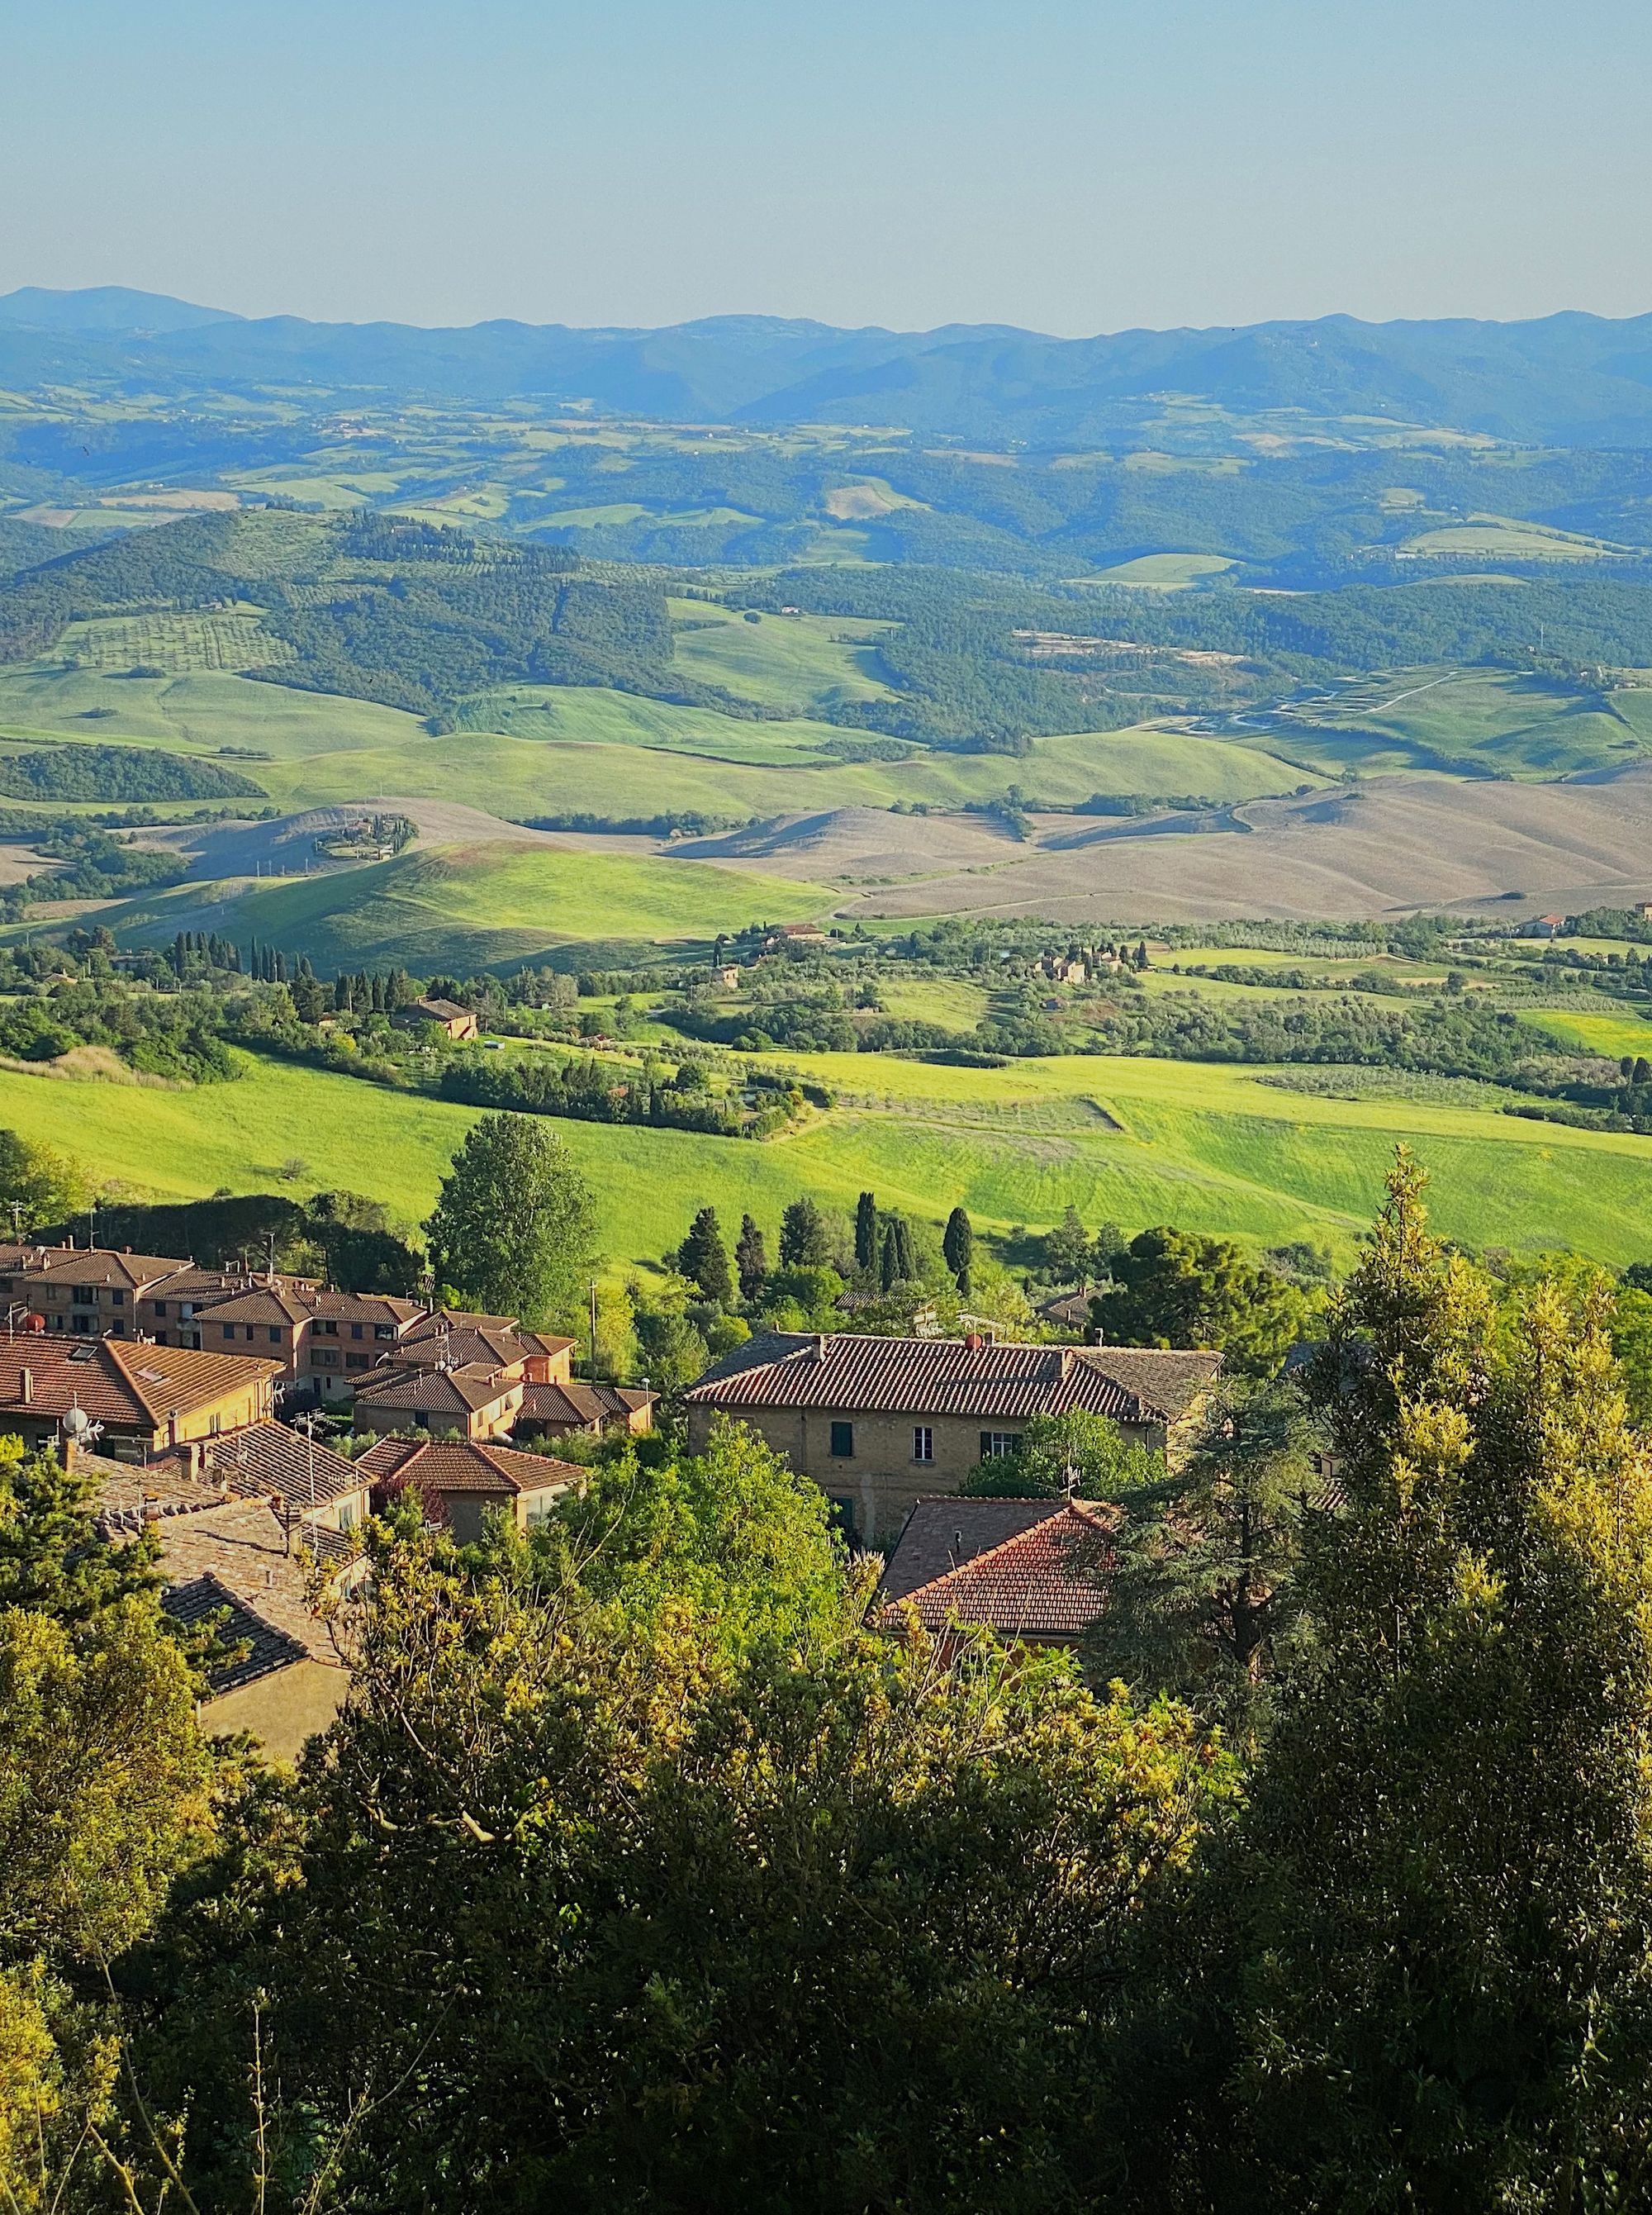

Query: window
[[374, 1324, 396, 1340], [912, 1425, 933, 1463], [338, 1501, 357, 1532], [979, 1431, 1019, 1460], [829, 1420, 854, 1458], [826, 1495, 857, 1540], [110, 1290, 124, 1306], [268, 1326, 282, 1344], [345, 1352, 368, 1371], [222, 1324, 237, 1342], [350, 1323, 363, 1340], [72, 1286, 96, 1305], [152, 1301, 168, 1318], [71, 1313, 94, 1334], [152, 1329, 167, 1346]]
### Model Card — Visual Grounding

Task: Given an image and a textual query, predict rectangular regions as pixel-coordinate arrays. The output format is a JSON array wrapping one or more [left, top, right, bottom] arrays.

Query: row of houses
[[3, 1238, 1222, 1760], [0, 1240, 655, 1439]]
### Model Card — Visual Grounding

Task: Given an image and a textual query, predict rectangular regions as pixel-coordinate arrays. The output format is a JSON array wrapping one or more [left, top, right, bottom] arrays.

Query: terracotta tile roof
[[517, 1380, 655, 1428], [163, 1572, 310, 1694], [686, 1333, 1219, 1425], [0, 1337, 278, 1429], [400, 1313, 574, 1366], [881, 1498, 1116, 1640], [406, 997, 471, 1024], [353, 1362, 520, 1415], [192, 1286, 312, 1327], [358, 1435, 582, 1498], [196, 1419, 364, 1509], [881, 1497, 1076, 1601], [0, 1244, 193, 1292], [307, 1290, 424, 1326]]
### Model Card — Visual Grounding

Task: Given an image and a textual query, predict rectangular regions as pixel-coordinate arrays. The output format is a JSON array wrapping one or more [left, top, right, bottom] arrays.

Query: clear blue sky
[[4, 0, 1650, 335]]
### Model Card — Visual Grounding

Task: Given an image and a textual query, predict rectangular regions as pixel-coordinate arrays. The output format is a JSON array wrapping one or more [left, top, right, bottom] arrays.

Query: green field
[[0, 659, 1313, 820], [6, 1043, 1652, 1268], [1519, 1008, 1652, 1059], [667, 603, 896, 712], [1266, 668, 1652, 779], [1401, 515, 1631, 561], [107, 840, 827, 970], [1078, 554, 1238, 587]]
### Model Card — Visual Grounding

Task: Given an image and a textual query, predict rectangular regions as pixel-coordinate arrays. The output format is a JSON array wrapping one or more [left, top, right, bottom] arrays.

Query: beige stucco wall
[[202, 1659, 348, 1764], [687, 1403, 1168, 1547]]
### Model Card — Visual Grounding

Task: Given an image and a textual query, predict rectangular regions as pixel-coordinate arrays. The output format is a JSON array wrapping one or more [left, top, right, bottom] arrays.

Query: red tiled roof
[[358, 1435, 582, 1497], [882, 1499, 1116, 1639], [401, 1312, 573, 1363], [353, 1362, 520, 1414], [881, 1497, 1075, 1600], [0, 1243, 192, 1285], [0, 1337, 279, 1429], [517, 1380, 655, 1428], [686, 1333, 1219, 1425]]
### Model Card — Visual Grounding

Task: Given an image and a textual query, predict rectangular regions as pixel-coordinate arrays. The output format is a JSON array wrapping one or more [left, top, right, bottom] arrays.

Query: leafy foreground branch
[[12, 1156, 1652, 2209]]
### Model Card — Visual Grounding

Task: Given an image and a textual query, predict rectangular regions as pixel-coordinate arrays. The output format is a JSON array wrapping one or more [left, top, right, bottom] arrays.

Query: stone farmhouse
[[684, 1331, 1220, 1542]]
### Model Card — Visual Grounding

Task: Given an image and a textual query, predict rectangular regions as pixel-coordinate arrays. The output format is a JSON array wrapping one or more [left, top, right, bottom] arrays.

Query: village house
[[0, 1244, 196, 1337], [99, 1446, 361, 1760], [0, 1337, 281, 1462], [684, 1332, 1221, 1542], [1518, 914, 1569, 939], [879, 1495, 1116, 1648], [188, 1286, 425, 1397], [349, 1360, 525, 1441], [763, 921, 829, 951], [357, 1434, 582, 1542], [512, 1376, 657, 1443], [394, 996, 479, 1041]]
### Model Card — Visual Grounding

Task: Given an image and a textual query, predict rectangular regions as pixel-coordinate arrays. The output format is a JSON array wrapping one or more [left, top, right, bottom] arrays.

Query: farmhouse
[[684, 1332, 1220, 1542], [395, 996, 479, 1040], [357, 1434, 582, 1542], [880, 1495, 1115, 1648]]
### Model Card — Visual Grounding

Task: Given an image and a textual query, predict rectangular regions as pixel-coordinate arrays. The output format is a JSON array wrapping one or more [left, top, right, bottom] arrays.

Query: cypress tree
[[735, 1214, 768, 1303], [855, 1191, 879, 1274], [679, 1206, 733, 1307], [942, 1205, 974, 1290]]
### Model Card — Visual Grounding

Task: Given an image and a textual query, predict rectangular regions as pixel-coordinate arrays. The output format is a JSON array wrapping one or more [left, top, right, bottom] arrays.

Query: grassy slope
[[108, 841, 827, 969], [1274, 668, 1650, 780], [0, 661, 1310, 816], [5, 1044, 1652, 1266], [666, 605, 896, 711]]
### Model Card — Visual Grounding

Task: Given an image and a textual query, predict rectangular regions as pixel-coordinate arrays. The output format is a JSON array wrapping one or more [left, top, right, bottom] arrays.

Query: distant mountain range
[[7, 285, 1652, 447]]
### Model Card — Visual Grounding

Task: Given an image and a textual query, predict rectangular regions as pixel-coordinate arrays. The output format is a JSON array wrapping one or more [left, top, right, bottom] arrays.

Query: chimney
[[19, 1368, 31, 1404], [965, 1333, 982, 1352]]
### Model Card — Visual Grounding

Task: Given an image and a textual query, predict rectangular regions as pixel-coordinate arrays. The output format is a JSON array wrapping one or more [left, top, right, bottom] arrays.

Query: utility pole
[[589, 1279, 599, 1382]]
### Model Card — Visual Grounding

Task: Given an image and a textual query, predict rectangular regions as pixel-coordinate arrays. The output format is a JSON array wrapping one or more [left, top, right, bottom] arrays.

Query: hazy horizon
[[6, 0, 1652, 340]]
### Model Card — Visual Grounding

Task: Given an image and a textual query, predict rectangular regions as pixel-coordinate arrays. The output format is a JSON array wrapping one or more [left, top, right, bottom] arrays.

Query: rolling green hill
[[107, 839, 827, 970], [0, 1043, 1650, 1267], [0, 658, 1313, 819]]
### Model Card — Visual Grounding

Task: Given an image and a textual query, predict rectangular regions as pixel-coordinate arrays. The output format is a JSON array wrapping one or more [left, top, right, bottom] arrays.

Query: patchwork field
[[3, 1043, 1651, 1268], [0, 657, 1313, 823]]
